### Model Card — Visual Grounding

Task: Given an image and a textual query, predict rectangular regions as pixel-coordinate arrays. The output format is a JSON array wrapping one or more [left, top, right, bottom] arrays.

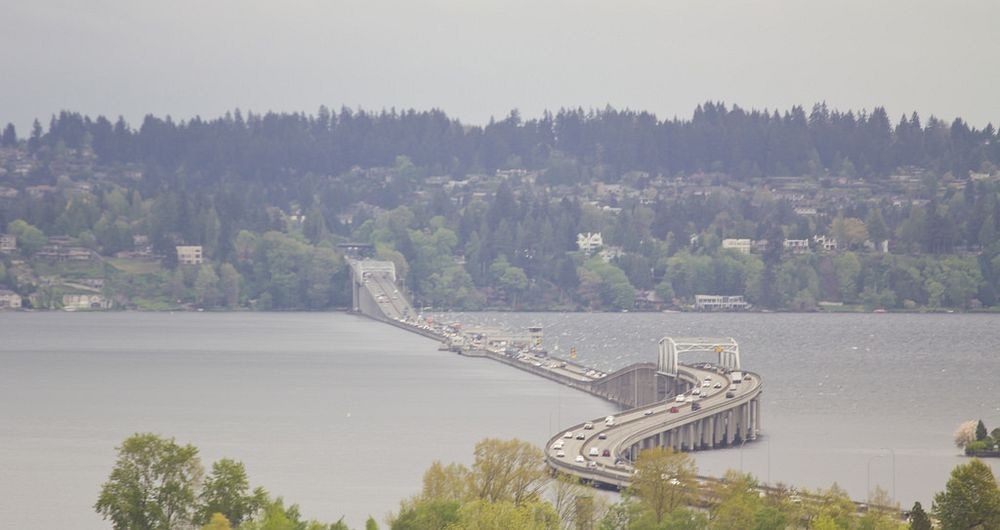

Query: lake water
[[1, 311, 998, 528]]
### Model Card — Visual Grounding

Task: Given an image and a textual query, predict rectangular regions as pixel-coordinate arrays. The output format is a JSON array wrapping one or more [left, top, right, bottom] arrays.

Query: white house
[[721, 238, 751, 255], [577, 232, 603, 255], [176, 245, 204, 265], [0, 289, 21, 309]]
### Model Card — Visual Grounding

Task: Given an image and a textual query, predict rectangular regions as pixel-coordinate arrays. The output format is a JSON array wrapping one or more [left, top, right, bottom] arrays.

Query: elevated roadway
[[346, 259, 766, 486], [546, 365, 763, 489]]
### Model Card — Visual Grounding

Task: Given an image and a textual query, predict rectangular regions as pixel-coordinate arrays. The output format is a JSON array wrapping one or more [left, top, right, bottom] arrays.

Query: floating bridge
[[346, 258, 765, 489]]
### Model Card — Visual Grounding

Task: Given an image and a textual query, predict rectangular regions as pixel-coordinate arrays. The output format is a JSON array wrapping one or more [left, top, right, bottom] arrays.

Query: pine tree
[[1, 123, 16, 147], [908, 501, 931, 530]]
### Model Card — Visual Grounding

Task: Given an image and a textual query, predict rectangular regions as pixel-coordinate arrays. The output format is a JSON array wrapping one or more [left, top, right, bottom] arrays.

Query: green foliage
[[197, 458, 267, 527], [976, 420, 989, 441], [581, 258, 635, 310], [95, 432, 204, 530], [469, 438, 548, 505], [628, 447, 697, 523], [391, 499, 461, 530], [6, 219, 46, 255], [932, 459, 1000, 530], [908, 501, 931, 530], [202, 512, 233, 530]]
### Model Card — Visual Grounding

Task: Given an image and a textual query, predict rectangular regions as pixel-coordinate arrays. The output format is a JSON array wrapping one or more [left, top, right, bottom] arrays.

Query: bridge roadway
[[347, 258, 766, 488], [546, 365, 763, 489]]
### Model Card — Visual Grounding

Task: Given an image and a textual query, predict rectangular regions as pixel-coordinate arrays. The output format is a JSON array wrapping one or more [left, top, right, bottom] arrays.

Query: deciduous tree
[[197, 458, 266, 527], [933, 459, 1000, 530], [629, 447, 696, 523], [95, 433, 204, 530]]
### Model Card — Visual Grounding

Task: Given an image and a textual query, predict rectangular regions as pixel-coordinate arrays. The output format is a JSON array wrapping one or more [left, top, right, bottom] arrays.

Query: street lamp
[[881, 447, 896, 505], [739, 437, 748, 472], [766, 435, 771, 485], [867, 454, 886, 501]]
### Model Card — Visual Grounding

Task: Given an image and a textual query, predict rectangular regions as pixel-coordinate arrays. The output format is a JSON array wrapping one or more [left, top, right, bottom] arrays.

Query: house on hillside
[[62, 294, 111, 310], [577, 232, 603, 256], [176, 245, 204, 265], [0, 289, 21, 309], [0, 233, 15, 253], [694, 295, 750, 311], [721, 238, 751, 255]]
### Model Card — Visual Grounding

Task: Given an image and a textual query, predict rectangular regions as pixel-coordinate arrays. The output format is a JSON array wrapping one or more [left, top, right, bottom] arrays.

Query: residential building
[[176, 245, 204, 265], [62, 294, 111, 310], [577, 232, 603, 255], [721, 238, 751, 255], [813, 235, 838, 252], [0, 233, 15, 253], [694, 295, 750, 311], [0, 289, 21, 309], [783, 239, 810, 254]]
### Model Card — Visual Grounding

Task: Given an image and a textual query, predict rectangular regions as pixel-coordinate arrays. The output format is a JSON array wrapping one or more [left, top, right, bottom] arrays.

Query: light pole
[[867, 454, 886, 501], [766, 435, 771, 485], [739, 437, 748, 473], [881, 447, 896, 505]]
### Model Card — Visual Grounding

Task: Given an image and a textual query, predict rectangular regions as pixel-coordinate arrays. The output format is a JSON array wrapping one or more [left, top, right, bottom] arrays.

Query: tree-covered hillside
[[1, 102, 999, 311]]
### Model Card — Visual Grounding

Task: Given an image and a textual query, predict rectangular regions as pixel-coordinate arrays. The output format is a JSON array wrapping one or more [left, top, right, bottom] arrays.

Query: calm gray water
[[1, 311, 998, 528]]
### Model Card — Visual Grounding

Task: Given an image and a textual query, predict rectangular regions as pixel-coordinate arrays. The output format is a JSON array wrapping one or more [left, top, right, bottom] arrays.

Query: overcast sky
[[2, 0, 998, 133]]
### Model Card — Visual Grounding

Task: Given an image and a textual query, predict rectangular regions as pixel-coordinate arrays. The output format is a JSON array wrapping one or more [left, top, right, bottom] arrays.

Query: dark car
[[725, 391, 735, 398], [691, 402, 702, 411], [602, 449, 611, 457]]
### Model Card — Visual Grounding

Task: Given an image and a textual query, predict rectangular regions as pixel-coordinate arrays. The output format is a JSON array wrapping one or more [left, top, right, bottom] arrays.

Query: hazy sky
[[2, 0, 998, 133]]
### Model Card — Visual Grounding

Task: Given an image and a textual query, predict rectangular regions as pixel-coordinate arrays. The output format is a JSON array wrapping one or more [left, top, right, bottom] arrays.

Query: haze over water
[[1, 311, 998, 528]]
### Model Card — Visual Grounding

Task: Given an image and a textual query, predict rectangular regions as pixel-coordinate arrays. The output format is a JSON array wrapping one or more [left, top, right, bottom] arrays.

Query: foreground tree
[[197, 458, 267, 526], [95, 433, 204, 530], [933, 458, 1000, 530], [628, 447, 697, 523], [908, 501, 931, 530], [469, 438, 549, 505]]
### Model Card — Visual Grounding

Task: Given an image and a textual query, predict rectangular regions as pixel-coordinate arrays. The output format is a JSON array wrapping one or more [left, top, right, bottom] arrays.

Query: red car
[[669, 406, 680, 413]]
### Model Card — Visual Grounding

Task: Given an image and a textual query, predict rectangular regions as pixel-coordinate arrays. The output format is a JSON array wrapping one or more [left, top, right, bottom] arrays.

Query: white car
[[702, 380, 711, 387], [589, 447, 599, 456], [556, 449, 566, 458], [575, 455, 585, 463], [675, 394, 686, 402], [564, 431, 573, 438]]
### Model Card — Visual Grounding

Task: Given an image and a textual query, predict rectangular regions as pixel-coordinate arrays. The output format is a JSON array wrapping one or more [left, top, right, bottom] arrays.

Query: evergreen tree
[[1, 123, 16, 147], [908, 501, 931, 530]]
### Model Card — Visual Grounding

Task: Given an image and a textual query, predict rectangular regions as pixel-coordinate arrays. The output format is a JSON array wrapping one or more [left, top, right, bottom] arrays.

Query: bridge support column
[[755, 399, 762, 436], [742, 403, 752, 440], [725, 410, 735, 446]]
